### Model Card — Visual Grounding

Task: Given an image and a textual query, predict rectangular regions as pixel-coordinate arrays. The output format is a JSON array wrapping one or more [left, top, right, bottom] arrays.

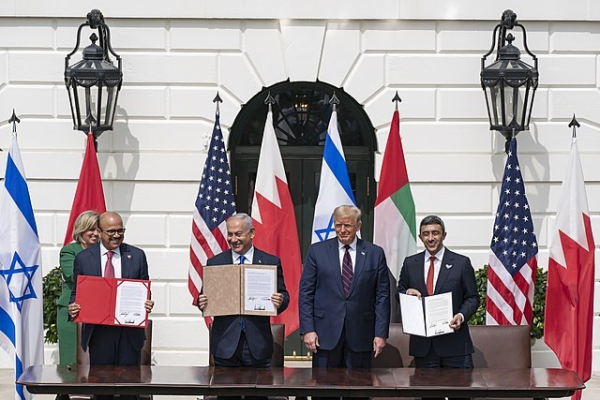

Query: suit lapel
[[435, 250, 454, 294], [418, 252, 429, 294], [90, 245, 102, 276], [349, 239, 366, 295], [120, 244, 130, 279], [252, 249, 263, 265], [327, 240, 345, 296]]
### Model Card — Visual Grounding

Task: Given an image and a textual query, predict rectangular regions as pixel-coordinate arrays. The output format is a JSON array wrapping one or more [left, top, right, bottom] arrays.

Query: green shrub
[[42, 267, 62, 344], [469, 265, 547, 340]]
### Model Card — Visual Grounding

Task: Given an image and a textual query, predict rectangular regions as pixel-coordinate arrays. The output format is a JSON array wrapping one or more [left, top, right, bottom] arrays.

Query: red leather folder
[[74, 275, 150, 328]]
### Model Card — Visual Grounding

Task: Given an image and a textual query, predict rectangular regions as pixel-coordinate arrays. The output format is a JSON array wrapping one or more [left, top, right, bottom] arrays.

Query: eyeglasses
[[102, 228, 126, 236]]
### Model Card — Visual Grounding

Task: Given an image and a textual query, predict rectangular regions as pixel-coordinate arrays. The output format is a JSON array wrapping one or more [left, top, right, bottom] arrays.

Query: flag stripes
[[486, 254, 536, 325], [373, 109, 416, 281], [188, 113, 236, 308], [486, 137, 538, 326], [323, 130, 354, 200], [311, 106, 356, 243], [0, 134, 44, 400]]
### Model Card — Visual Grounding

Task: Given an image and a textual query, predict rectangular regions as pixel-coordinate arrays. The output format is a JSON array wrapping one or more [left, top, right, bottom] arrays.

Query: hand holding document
[[74, 276, 150, 328], [203, 264, 277, 317], [244, 267, 276, 313], [399, 292, 454, 337]]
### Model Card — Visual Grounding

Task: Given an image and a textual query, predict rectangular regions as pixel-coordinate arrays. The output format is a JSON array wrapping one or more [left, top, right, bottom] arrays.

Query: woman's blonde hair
[[72, 210, 100, 243]]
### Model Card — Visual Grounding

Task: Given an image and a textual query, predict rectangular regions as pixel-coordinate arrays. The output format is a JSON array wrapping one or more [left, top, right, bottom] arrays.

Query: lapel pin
[[445, 264, 452, 269], [361, 251, 366, 256], [127, 255, 132, 259]]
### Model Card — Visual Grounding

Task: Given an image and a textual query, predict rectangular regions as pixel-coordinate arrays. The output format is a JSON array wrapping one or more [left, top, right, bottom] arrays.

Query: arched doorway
[[228, 80, 378, 356]]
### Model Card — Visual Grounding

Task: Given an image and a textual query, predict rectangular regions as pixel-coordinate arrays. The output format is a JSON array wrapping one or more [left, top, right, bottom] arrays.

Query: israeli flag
[[311, 108, 357, 243], [0, 134, 44, 400]]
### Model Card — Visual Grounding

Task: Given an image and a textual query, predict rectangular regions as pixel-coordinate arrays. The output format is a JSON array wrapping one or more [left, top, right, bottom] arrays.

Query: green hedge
[[42, 266, 62, 344], [469, 264, 547, 339]]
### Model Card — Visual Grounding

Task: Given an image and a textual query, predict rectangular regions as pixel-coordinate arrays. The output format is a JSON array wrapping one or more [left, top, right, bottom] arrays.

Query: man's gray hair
[[229, 213, 254, 231]]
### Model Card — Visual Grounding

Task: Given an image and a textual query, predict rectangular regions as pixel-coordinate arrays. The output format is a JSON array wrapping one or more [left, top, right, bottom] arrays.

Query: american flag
[[486, 137, 538, 326], [188, 113, 236, 308]]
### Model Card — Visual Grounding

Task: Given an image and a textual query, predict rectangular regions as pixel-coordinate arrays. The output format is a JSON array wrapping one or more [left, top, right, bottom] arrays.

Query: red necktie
[[105, 250, 115, 278], [426, 256, 435, 295], [342, 245, 353, 297]]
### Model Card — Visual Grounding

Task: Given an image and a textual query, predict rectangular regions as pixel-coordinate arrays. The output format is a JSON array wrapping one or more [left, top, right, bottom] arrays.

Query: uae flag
[[545, 133, 595, 400], [63, 133, 106, 245], [373, 109, 416, 281], [251, 105, 302, 337]]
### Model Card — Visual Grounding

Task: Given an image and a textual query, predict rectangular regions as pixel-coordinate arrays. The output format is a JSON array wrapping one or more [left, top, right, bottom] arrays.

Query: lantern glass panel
[[104, 86, 119, 127], [504, 84, 525, 129], [71, 82, 118, 132], [483, 84, 502, 129]]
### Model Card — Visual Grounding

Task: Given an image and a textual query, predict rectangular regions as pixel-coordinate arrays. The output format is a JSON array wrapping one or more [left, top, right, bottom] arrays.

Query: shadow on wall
[[99, 105, 140, 215]]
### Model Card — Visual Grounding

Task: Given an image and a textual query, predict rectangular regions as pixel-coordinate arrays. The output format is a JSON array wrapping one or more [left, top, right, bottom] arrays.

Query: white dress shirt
[[100, 243, 122, 278], [337, 238, 357, 273]]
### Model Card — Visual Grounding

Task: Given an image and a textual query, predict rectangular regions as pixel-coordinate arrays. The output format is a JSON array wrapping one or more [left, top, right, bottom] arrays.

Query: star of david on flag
[[0, 131, 44, 400], [0, 252, 40, 312], [311, 99, 356, 243]]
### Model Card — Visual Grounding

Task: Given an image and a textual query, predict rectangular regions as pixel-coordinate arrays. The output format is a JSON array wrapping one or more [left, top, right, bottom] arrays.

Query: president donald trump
[[299, 205, 390, 392]]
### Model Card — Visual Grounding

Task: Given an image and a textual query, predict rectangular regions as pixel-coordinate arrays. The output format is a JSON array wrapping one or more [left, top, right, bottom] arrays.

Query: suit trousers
[[89, 325, 142, 400], [414, 345, 473, 400], [214, 331, 270, 400], [311, 327, 371, 400]]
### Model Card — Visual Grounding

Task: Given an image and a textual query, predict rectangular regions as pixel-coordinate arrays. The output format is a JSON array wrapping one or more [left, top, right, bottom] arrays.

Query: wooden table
[[17, 365, 584, 399]]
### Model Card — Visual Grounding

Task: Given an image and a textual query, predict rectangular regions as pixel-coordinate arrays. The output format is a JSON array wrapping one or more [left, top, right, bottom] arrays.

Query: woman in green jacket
[[57, 210, 100, 365]]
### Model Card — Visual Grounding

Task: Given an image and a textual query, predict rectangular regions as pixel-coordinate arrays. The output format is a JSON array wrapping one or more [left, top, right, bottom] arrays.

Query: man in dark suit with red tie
[[299, 205, 390, 397], [398, 215, 479, 400], [69, 212, 154, 400], [197, 213, 289, 370]]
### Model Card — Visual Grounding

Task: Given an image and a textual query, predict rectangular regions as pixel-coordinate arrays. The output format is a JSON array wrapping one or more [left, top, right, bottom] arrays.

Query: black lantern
[[481, 9, 538, 152], [65, 9, 122, 138]]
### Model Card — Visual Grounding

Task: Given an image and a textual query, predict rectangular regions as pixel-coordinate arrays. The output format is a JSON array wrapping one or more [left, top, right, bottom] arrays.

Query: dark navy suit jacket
[[397, 248, 479, 358], [299, 238, 390, 352], [70, 243, 149, 353], [208, 248, 289, 360]]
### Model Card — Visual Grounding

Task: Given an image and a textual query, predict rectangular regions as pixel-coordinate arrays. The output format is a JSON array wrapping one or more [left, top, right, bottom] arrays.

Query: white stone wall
[[0, 1, 600, 371]]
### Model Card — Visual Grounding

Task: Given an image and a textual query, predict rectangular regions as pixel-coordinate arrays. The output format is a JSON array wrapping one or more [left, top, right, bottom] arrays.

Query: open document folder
[[399, 292, 454, 337], [74, 276, 150, 328], [203, 264, 277, 317]]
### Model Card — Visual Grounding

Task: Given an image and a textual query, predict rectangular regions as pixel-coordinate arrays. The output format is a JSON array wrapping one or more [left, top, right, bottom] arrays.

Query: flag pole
[[9, 109, 20, 135], [569, 114, 579, 139], [213, 91, 222, 117], [264, 91, 275, 113], [330, 91, 340, 112], [392, 91, 402, 111]]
